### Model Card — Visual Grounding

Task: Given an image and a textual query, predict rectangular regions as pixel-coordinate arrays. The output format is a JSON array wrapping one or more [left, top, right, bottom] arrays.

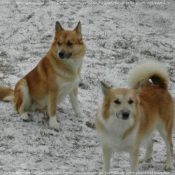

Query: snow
[[0, 0, 175, 174]]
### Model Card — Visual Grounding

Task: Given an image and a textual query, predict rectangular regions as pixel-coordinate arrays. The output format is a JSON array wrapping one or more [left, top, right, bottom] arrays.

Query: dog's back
[[128, 60, 174, 135], [127, 61, 174, 143], [128, 60, 174, 171]]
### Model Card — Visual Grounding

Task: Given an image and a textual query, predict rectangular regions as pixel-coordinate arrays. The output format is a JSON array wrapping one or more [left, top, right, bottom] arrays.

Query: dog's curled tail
[[128, 60, 169, 90], [0, 86, 14, 102]]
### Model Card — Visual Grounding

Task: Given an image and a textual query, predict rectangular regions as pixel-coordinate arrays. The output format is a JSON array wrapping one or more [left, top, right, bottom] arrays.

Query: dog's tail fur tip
[[128, 61, 169, 90]]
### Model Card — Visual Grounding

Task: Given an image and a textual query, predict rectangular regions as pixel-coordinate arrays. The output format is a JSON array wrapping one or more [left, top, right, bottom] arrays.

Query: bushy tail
[[128, 60, 169, 90], [0, 86, 14, 102]]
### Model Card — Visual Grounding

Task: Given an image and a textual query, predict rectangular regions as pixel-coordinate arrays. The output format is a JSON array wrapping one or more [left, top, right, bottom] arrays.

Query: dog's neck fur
[[46, 51, 83, 80], [63, 58, 83, 73]]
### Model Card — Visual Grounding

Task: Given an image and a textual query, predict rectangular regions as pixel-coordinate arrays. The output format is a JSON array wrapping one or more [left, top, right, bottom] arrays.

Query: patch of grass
[[86, 121, 95, 129], [0, 59, 17, 83], [0, 51, 8, 57], [20, 13, 34, 22], [0, 62, 16, 76], [18, 56, 28, 62], [141, 50, 156, 57], [79, 81, 90, 90], [6, 135, 15, 140], [114, 36, 135, 50]]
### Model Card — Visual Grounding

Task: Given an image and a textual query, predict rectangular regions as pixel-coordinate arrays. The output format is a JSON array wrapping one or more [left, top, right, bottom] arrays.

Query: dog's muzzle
[[117, 110, 130, 120], [58, 50, 72, 59]]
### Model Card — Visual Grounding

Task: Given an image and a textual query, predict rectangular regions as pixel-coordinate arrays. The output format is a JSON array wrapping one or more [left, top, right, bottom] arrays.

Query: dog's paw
[[76, 113, 89, 124], [75, 112, 85, 118], [164, 162, 173, 171], [139, 157, 152, 163], [49, 121, 59, 130], [21, 113, 29, 121], [76, 112, 89, 121], [50, 122, 59, 130], [49, 116, 59, 130]]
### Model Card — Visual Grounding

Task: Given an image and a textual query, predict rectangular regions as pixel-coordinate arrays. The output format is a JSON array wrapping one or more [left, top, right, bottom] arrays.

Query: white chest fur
[[97, 106, 137, 152], [57, 77, 79, 104]]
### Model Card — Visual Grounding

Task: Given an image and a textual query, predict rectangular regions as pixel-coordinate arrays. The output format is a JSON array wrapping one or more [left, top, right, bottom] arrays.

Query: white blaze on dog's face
[[51, 21, 86, 60], [101, 82, 139, 122], [110, 91, 137, 120]]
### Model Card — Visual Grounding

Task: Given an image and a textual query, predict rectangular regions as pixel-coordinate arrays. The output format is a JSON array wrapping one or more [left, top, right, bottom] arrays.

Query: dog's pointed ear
[[101, 81, 111, 97], [74, 21, 82, 37], [55, 21, 64, 34]]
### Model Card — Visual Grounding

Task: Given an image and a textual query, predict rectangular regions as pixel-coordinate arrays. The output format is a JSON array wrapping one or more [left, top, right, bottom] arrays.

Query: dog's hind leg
[[14, 79, 31, 121], [139, 137, 153, 163], [157, 126, 173, 171]]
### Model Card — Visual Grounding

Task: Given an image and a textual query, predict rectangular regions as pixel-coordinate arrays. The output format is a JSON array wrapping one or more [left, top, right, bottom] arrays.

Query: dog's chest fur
[[55, 59, 82, 103], [97, 107, 138, 152], [57, 77, 79, 104]]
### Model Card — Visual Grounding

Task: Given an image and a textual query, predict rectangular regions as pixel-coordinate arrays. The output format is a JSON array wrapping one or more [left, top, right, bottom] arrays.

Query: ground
[[0, 0, 175, 174]]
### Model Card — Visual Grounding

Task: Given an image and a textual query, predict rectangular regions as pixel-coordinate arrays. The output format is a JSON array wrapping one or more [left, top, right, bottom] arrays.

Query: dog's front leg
[[48, 90, 59, 130], [129, 146, 140, 174], [69, 87, 83, 118], [102, 145, 112, 175]]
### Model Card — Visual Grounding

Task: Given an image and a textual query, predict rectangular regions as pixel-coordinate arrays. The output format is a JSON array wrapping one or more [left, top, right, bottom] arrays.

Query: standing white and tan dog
[[96, 61, 174, 174], [0, 21, 86, 130]]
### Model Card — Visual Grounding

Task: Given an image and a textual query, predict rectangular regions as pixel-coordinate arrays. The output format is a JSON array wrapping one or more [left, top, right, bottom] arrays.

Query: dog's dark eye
[[67, 41, 73, 46], [128, 99, 134, 104], [114, 99, 121, 104], [58, 41, 62, 46]]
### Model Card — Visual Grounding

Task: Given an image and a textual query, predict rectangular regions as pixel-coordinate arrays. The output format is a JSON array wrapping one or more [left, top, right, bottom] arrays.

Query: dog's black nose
[[59, 51, 65, 59], [122, 112, 130, 120]]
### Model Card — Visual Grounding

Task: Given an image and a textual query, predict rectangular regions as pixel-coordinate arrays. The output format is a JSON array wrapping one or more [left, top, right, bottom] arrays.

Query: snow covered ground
[[0, 0, 175, 174]]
